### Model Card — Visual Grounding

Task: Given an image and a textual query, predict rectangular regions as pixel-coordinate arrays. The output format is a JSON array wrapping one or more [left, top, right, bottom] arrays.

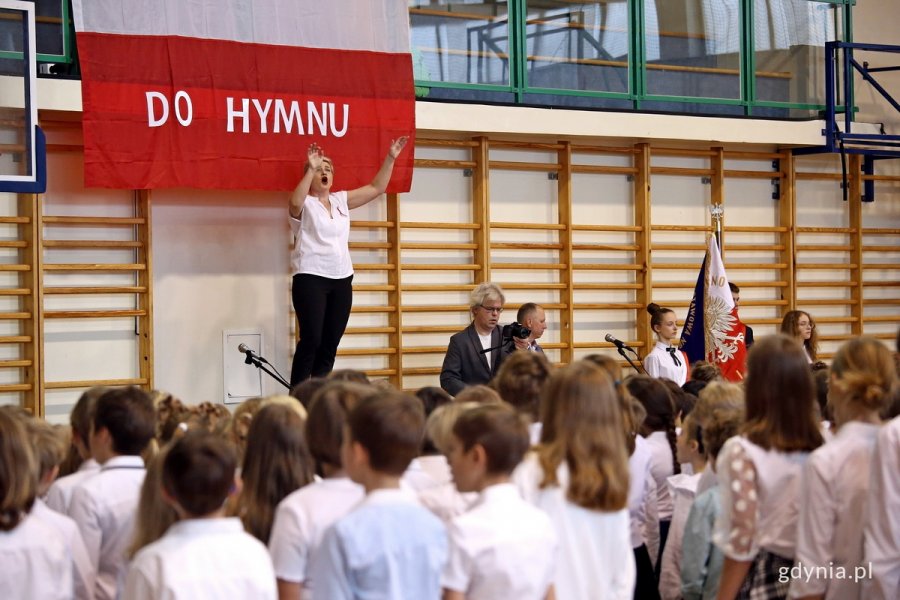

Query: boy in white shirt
[[124, 431, 276, 599], [442, 403, 557, 600], [68, 386, 155, 600], [46, 387, 105, 514], [313, 391, 448, 600]]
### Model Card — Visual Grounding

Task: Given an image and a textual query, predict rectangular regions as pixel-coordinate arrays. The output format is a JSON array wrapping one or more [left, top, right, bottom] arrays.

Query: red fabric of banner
[[77, 33, 415, 192]]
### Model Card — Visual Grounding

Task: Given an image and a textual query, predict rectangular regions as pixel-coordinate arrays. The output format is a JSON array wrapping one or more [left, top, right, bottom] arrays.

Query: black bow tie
[[666, 347, 682, 367]]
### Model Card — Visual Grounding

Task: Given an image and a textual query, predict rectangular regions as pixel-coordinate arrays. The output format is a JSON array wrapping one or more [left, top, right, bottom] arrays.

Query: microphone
[[605, 334, 636, 354], [237, 343, 269, 365]]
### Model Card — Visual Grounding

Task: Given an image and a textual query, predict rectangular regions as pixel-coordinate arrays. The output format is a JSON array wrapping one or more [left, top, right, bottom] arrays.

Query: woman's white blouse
[[290, 191, 353, 278]]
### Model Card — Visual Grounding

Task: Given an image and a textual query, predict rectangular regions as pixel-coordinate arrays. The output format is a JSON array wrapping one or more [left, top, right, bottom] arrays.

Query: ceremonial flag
[[680, 236, 748, 381], [72, 0, 415, 192]]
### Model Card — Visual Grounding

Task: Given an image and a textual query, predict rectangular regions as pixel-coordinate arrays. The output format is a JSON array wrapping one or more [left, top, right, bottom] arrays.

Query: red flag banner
[[72, 0, 415, 192]]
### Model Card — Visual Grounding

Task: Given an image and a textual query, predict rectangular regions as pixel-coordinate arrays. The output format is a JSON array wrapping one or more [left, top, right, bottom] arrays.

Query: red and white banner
[[72, 0, 415, 192]]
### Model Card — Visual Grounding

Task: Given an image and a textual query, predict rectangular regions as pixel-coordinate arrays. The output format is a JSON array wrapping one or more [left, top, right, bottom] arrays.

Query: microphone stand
[[617, 346, 646, 375], [243, 351, 290, 390]]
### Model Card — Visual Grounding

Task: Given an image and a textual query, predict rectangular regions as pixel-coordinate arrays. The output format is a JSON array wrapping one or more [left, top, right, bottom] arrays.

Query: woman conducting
[[289, 137, 408, 385]]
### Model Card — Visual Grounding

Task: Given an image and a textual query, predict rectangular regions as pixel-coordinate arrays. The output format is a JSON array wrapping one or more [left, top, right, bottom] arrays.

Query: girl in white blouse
[[513, 361, 636, 600], [643, 303, 689, 386], [780, 310, 819, 365], [713, 335, 824, 600], [791, 337, 897, 600]]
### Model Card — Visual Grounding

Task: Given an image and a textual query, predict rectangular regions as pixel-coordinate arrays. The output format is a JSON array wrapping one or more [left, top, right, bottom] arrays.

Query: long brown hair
[[238, 403, 315, 543], [625, 375, 680, 475], [0, 410, 38, 531], [780, 310, 819, 362], [128, 447, 177, 559], [742, 334, 823, 452], [538, 361, 630, 511]]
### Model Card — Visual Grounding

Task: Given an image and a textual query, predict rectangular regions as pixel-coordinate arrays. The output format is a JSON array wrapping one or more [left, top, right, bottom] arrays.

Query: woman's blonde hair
[[425, 401, 479, 455], [237, 403, 315, 543], [537, 361, 630, 511], [128, 446, 177, 559], [830, 336, 897, 416]]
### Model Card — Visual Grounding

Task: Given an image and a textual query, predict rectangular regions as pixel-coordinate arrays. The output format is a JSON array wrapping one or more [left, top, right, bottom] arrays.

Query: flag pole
[[709, 203, 724, 250]]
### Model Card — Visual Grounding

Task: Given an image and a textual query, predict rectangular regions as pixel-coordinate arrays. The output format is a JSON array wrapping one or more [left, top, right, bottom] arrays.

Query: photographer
[[440, 283, 529, 396], [516, 302, 547, 353]]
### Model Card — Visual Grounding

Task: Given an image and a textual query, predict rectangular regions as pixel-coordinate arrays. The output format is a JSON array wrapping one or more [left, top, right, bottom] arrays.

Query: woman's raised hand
[[388, 136, 409, 159], [307, 142, 325, 169]]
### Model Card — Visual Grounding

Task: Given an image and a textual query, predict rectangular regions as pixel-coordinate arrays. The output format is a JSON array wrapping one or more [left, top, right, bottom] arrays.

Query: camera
[[502, 321, 531, 340]]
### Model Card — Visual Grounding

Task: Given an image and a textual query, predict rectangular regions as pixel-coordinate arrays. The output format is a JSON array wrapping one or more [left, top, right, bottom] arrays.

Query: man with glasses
[[440, 282, 514, 396]]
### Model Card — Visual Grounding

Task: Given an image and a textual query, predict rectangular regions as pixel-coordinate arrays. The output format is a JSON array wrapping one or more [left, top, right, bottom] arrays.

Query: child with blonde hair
[[791, 337, 897, 600], [514, 360, 635, 599], [0, 409, 74, 599]]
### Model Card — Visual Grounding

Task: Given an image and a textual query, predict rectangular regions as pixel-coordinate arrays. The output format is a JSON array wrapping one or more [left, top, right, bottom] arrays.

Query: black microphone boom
[[605, 333, 636, 354]]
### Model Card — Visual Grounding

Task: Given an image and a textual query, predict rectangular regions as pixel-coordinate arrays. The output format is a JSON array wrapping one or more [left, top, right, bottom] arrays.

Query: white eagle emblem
[[704, 292, 744, 364]]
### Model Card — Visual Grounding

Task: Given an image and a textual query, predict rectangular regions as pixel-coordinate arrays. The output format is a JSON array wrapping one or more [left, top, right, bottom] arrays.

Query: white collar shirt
[[290, 191, 353, 278], [628, 434, 660, 552], [32, 498, 96, 600], [659, 472, 702, 600], [513, 453, 636, 600], [644, 341, 688, 386], [644, 430, 676, 520], [46, 458, 101, 514], [268, 477, 364, 599], [0, 512, 73, 600], [791, 421, 880, 600], [864, 416, 900, 600], [125, 517, 276, 600], [441, 483, 557, 600], [68, 455, 146, 600], [401, 456, 451, 493]]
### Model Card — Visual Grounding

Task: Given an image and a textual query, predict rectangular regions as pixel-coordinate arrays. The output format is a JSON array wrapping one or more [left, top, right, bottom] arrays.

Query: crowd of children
[[1, 330, 899, 600]]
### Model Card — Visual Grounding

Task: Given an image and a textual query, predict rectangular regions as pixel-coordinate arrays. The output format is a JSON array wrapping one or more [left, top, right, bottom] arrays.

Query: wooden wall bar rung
[[862, 298, 900, 306], [492, 263, 567, 270], [402, 325, 468, 334], [491, 222, 566, 230], [651, 262, 788, 270], [0, 241, 28, 248], [796, 227, 857, 234], [401, 367, 441, 376], [798, 298, 858, 306], [0, 359, 32, 368], [401, 284, 474, 292], [362, 368, 398, 377], [43, 263, 146, 272], [350, 306, 396, 314], [864, 228, 900, 235], [416, 139, 480, 148], [724, 226, 790, 233], [405, 242, 479, 250], [0, 336, 31, 343], [489, 161, 560, 172], [0, 265, 31, 271], [414, 159, 477, 169], [572, 263, 642, 270], [864, 245, 900, 251], [798, 263, 858, 269], [797, 244, 853, 251], [43, 309, 147, 319], [0, 383, 32, 392], [402, 305, 467, 313], [575, 303, 644, 310], [353, 284, 396, 292], [344, 327, 397, 335], [653, 225, 714, 232], [573, 243, 640, 251], [651, 166, 715, 177], [44, 378, 149, 390], [862, 281, 900, 287], [337, 348, 398, 356], [502, 283, 568, 290], [401, 221, 480, 230], [42, 216, 145, 225], [491, 242, 564, 250], [573, 341, 647, 349], [490, 140, 565, 150], [43, 240, 144, 249], [400, 346, 451, 355], [865, 315, 900, 323], [349, 242, 391, 250], [572, 224, 643, 232], [0, 312, 32, 319], [0, 216, 30, 224], [351, 220, 393, 229], [805, 316, 860, 324], [862, 264, 900, 270], [43, 286, 147, 294], [723, 170, 784, 179], [576, 283, 644, 290], [402, 264, 479, 271], [723, 150, 786, 160], [353, 263, 396, 271], [571, 165, 637, 175], [796, 281, 852, 287]]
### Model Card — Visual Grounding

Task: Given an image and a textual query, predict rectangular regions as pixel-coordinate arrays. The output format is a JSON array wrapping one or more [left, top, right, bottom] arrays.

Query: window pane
[[754, 0, 836, 105], [646, 0, 741, 100], [524, 1, 630, 94], [409, 1, 511, 87]]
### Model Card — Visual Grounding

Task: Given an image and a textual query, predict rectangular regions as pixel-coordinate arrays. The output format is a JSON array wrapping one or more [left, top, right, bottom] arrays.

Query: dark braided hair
[[625, 375, 681, 475]]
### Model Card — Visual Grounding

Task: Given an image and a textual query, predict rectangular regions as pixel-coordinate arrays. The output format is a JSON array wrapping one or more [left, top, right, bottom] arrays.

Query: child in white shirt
[[643, 303, 689, 386], [0, 409, 74, 600], [713, 335, 823, 600], [124, 431, 276, 599], [865, 414, 900, 600], [659, 414, 706, 600], [791, 337, 896, 600], [46, 387, 105, 514], [514, 360, 635, 600], [442, 403, 557, 600], [269, 381, 369, 600], [68, 386, 156, 600]]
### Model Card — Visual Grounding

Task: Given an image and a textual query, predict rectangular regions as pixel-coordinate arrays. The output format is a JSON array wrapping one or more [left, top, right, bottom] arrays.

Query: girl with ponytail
[[792, 336, 896, 600], [625, 375, 680, 577], [643, 303, 689, 386]]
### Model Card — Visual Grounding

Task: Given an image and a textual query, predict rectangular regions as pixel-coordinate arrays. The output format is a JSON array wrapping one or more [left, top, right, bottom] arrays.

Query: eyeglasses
[[480, 305, 503, 314]]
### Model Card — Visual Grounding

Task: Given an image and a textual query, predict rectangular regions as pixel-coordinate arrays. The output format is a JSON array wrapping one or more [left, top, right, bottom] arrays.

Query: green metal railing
[[410, 0, 855, 118]]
